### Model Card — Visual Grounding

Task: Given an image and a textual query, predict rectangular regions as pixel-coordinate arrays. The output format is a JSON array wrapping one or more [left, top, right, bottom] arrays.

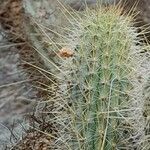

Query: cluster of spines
[[53, 7, 145, 150]]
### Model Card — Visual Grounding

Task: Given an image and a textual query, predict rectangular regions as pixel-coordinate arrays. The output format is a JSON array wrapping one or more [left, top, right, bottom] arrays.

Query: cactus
[[52, 5, 148, 150], [23, 1, 150, 149]]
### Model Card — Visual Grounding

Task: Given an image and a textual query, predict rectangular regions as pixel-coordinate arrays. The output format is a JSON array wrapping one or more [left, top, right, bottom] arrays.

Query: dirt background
[[0, 0, 40, 149]]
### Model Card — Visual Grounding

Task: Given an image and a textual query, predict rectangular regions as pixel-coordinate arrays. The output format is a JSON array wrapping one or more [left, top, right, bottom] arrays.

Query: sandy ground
[[0, 25, 37, 149]]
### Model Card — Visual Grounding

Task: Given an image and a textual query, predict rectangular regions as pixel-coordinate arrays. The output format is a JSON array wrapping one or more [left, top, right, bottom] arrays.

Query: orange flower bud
[[58, 47, 74, 58]]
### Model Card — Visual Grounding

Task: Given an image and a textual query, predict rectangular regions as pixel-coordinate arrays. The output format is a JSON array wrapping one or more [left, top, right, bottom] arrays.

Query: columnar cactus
[[23, 1, 150, 149], [53, 6, 148, 150]]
